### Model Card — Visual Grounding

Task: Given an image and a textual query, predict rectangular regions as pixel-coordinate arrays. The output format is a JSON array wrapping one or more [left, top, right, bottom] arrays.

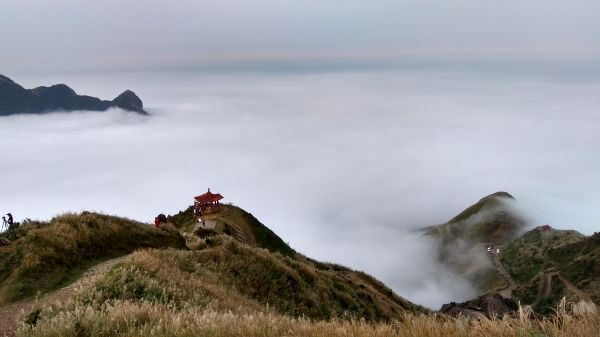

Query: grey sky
[[2, 0, 600, 71]]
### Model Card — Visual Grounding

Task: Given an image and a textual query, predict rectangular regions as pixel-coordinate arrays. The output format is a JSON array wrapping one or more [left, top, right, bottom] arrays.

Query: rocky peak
[[0, 74, 18, 86], [112, 90, 146, 114]]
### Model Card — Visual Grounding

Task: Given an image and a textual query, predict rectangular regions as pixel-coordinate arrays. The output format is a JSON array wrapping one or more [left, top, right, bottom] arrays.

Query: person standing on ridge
[[1, 216, 7, 231], [6, 213, 13, 226]]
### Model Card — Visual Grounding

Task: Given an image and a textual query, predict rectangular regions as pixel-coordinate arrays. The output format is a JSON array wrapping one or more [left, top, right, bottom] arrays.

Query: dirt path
[[489, 250, 518, 298], [532, 272, 593, 307], [545, 272, 594, 304], [556, 273, 594, 303], [0, 256, 128, 337]]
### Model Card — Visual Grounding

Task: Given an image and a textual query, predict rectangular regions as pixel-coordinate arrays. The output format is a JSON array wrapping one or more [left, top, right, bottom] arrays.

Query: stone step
[[216, 216, 251, 245]]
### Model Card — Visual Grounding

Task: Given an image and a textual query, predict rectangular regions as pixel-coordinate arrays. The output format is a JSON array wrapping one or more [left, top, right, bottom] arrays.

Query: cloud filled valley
[[1, 67, 600, 308]]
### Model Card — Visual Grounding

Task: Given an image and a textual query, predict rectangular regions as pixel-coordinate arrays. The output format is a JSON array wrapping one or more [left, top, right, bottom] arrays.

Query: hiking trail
[[489, 248, 518, 298], [533, 271, 594, 307], [0, 255, 128, 337], [215, 216, 250, 245]]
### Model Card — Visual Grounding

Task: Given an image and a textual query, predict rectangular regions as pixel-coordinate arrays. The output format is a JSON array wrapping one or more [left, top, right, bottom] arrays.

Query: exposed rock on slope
[[439, 293, 520, 319], [0, 74, 147, 116]]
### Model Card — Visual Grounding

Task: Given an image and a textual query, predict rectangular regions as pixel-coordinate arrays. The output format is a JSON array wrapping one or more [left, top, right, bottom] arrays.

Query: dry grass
[[0, 212, 186, 302], [76, 236, 423, 321], [12, 235, 600, 337], [15, 298, 600, 337]]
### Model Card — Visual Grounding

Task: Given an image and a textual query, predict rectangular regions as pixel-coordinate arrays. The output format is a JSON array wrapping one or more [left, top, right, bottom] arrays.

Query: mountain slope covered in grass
[[1, 205, 428, 337], [15, 238, 600, 337], [87, 236, 426, 321], [170, 204, 295, 257], [500, 227, 600, 314], [3, 198, 599, 337], [428, 191, 599, 316], [0, 212, 185, 303]]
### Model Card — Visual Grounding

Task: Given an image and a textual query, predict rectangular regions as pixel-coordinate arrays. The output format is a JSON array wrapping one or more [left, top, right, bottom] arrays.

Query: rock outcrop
[[0, 74, 147, 116], [111, 90, 146, 114], [440, 293, 520, 319]]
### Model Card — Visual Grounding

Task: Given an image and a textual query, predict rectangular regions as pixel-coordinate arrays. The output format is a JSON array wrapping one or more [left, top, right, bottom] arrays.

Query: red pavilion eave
[[194, 188, 224, 214], [194, 189, 224, 204]]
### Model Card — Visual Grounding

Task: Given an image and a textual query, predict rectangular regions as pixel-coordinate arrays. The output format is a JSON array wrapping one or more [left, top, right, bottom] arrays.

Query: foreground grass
[[16, 299, 600, 337], [11, 235, 600, 337]]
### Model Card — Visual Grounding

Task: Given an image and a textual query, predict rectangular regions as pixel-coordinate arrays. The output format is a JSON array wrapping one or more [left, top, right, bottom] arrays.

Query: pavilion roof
[[194, 188, 224, 204]]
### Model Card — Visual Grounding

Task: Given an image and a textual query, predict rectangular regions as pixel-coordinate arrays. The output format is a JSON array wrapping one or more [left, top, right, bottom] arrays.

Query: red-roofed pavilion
[[194, 188, 224, 214]]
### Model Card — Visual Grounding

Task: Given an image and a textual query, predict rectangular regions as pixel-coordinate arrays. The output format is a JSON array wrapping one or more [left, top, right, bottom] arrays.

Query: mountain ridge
[[0, 74, 147, 115], [426, 191, 526, 294], [430, 191, 599, 315]]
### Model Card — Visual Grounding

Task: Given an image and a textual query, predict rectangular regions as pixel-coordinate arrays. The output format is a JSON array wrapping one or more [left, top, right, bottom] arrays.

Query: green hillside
[[0, 212, 186, 303], [2, 203, 599, 336], [1, 205, 428, 337], [500, 227, 599, 314]]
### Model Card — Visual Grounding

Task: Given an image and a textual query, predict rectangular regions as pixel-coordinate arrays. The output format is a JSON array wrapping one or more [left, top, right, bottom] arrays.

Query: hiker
[[6, 213, 13, 226], [154, 217, 160, 229], [1, 216, 7, 231]]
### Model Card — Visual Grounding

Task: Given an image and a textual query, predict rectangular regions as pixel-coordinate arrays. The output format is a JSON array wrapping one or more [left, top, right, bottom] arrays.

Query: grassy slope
[[170, 204, 295, 257], [5, 206, 600, 336], [16, 241, 600, 336], [0, 212, 186, 303], [551, 232, 600, 303], [500, 227, 599, 314], [89, 236, 426, 321]]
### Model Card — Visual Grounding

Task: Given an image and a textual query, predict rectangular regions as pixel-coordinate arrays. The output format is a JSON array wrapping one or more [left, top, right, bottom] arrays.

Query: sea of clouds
[[1, 66, 599, 308]]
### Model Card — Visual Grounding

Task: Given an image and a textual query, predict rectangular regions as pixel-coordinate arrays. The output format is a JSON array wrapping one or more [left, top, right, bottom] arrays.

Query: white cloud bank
[[1, 67, 600, 308]]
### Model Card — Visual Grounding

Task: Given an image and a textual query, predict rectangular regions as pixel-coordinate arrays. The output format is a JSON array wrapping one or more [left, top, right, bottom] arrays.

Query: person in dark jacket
[[6, 213, 13, 226]]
